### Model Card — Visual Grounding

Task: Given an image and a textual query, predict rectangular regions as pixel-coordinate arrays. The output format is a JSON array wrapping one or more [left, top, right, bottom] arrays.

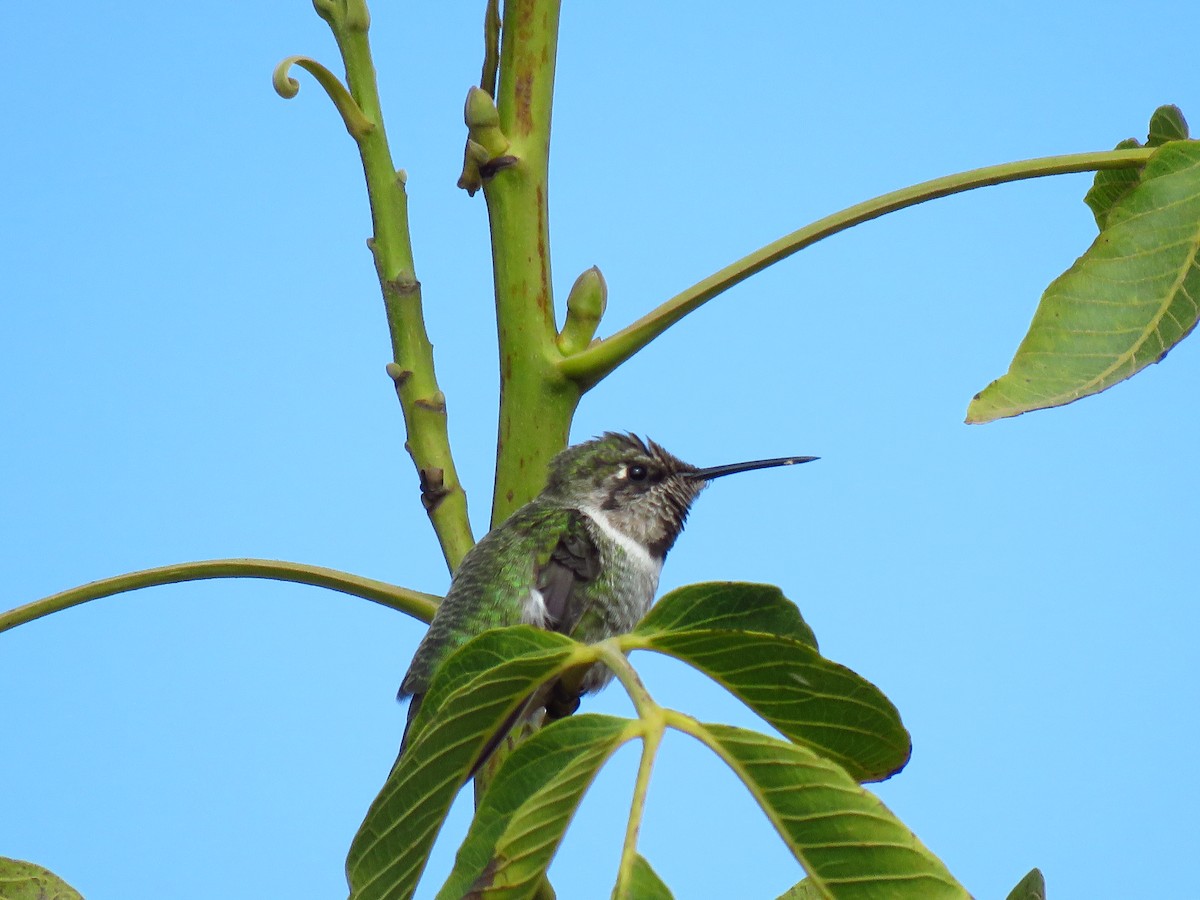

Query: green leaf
[[635, 581, 818, 650], [437, 714, 632, 899], [698, 723, 968, 900], [968, 139, 1200, 423], [1084, 137, 1145, 230], [630, 583, 909, 782], [1085, 105, 1189, 229], [0, 857, 83, 900], [1005, 867, 1046, 900], [346, 627, 588, 900], [1148, 105, 1189, 145], [775, 879, 825, 900], [407, 625, 589, 746], [643, 629, 908, 782], [613, 854, 674, 900]]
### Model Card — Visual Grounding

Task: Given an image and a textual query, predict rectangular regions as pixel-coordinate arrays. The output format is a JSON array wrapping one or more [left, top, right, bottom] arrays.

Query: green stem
[[0, 559, 440, 635], [598, 643, 665, 896], [598, 642, 657, 716], [480, 0, 501, 98], [320, 7, 475, 570], [558, 147, 1157, 389], [463, 18, 574, 900], [484, 0, 580, 528]]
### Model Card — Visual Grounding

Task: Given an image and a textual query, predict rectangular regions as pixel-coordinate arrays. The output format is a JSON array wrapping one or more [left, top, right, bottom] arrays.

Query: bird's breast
[[577, 505, 663, 639]]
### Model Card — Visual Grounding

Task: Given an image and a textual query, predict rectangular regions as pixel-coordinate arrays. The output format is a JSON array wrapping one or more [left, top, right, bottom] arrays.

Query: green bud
[[464, 86, 499, 128], [463, 86, 509, 157], [457, 141, 486, 196], [458, 88, 514, 195], [557, 266, 607, 355], [312, 0, 370, 31]]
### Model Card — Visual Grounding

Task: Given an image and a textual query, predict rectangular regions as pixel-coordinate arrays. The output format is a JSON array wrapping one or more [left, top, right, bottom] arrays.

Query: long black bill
[[692, 455, 819, 481]]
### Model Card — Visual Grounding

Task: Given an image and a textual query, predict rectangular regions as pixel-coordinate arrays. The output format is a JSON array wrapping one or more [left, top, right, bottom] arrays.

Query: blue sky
[[2, 2, 1197, 898]]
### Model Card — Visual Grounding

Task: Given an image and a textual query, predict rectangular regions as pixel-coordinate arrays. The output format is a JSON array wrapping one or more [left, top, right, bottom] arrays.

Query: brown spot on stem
[[514, 73, 533, 133], [479, 155, 519, 178], [536, 185, 550, 316], [415, 392, 447, 413], [419, 467, 450, 512], [385, 363, 413, 387], [385, 275, 421, 297]]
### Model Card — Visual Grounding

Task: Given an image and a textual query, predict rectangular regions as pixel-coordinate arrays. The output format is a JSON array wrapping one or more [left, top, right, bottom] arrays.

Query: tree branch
[[483, 0, 581, 529], [1, 559, 440, 635], [298, 0, 475, 571], [557, 147, 1157, 390]]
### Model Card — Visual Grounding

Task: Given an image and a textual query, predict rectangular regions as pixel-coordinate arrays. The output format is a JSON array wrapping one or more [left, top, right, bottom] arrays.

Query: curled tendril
[[272, 55, 375, 141]]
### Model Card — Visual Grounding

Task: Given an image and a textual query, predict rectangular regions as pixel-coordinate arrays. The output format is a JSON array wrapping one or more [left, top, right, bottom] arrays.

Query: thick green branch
[[558, 147, 1157, 389], [483, 0, 580, 529], [310, 6, 474, 571], [1, 558, 440, 635]]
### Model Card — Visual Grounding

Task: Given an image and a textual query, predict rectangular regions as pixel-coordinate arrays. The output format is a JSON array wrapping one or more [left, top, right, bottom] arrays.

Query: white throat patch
[[579, 505, 663, 578]]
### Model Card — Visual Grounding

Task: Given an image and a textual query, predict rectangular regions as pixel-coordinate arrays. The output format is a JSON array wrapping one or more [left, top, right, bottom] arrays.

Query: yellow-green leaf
[[612, 854, 674, 900], [639, 629, 909, 782], [1083, 137, 1145, 231], [775, 879, 824, 900], [698, 723, 968, 900], [968, 139, 1200, 423], [408, 626, 584, 744], [437, 715, 632, 899], [1148, 105, 1189, 146], [346, 627, 588, 900], [630, 583, 909, 782], [1005, 867, 1046, 900], [636, 582, 818, 650], [0, 857, 83, 900], [1085, 105, 1188, 229]]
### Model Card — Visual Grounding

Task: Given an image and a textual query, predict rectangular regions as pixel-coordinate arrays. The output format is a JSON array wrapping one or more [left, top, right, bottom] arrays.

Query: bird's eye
[[626, 464, 649, 482]]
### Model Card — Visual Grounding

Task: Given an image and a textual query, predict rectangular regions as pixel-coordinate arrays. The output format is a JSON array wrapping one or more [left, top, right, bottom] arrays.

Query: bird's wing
[[449, 511, 601, 777], [396, 507, 601, 775], [535, 508, 602, 636]]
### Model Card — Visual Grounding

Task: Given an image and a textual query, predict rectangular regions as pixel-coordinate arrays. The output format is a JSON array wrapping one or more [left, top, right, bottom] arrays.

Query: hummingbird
[[397, 432, 817, 767]]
